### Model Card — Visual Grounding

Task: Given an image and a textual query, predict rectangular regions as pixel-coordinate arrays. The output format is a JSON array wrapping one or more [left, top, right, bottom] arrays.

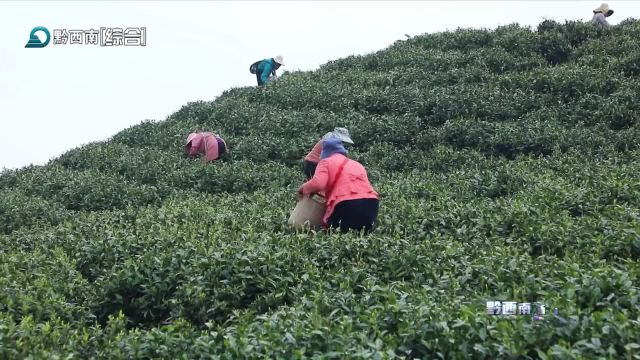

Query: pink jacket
[[185, 132, 225, 163], [299, 153, 379, 226]]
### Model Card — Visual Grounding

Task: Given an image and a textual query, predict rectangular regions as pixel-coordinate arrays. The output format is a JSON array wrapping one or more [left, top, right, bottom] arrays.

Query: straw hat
[[274, 55, 285, 65], [593, 3, 614, 17], [322, 127, 354, 144], [332, 127, 354, 144]]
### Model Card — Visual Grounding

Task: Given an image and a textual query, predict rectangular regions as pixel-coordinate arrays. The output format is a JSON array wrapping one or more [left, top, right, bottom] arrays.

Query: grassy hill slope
[[1, 19, 640, 359]]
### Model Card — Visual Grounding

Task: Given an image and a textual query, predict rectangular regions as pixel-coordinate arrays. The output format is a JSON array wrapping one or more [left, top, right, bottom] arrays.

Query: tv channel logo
[[25, 26, 146, 48], [25, 26, 51, 48], [486, 300, 550, 320]]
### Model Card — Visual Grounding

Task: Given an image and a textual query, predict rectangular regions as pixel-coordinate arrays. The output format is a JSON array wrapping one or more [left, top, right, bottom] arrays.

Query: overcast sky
[[1, 1, 638, 170]]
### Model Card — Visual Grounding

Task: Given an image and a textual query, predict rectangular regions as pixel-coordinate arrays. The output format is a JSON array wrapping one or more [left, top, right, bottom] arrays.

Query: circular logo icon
[[25, 26, 51, 48]]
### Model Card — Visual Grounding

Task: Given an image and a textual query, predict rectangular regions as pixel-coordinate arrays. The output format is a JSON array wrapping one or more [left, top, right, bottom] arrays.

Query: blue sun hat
[[320, 138, 348, 159]]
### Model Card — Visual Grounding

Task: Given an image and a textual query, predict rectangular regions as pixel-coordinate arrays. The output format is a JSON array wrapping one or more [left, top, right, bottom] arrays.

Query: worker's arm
[[299, 160, 329, 196], [260, 61, 273, 84]]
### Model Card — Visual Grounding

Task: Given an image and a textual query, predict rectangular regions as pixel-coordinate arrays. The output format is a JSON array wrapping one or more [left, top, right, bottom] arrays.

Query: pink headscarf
[[185, 132, 221, 163]]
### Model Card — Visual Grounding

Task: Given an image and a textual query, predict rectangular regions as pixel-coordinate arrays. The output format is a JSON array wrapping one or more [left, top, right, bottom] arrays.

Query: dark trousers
[[303, 160, 318, 179], [256, 71, 264, 86], [216, 138, 226, 156], [328, 198, 379, 234]]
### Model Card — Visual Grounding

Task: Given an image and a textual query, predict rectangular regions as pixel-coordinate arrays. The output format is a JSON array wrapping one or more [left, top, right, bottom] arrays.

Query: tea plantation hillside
[[1, 20, 640, 359]]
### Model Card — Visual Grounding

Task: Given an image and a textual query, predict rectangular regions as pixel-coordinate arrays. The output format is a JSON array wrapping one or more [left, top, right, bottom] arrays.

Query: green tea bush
[[0, 189, 69, 234], [10, 166, 161, 211], [0, 249, 96, 325]]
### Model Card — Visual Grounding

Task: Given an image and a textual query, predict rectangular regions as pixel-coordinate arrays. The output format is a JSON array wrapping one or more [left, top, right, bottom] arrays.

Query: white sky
[[1, 1, 638, 170]]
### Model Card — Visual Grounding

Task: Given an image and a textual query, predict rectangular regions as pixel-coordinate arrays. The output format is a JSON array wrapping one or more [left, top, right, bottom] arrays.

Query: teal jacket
[[257, 58, 278, 84]]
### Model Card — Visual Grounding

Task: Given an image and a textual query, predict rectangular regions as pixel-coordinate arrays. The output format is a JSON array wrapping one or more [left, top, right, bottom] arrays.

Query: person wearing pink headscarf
[[185, 132, 228, 163]]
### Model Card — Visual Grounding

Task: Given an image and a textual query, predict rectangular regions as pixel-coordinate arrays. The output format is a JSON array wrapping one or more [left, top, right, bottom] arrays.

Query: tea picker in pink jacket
[[298, 138, 380, 234], [185, 132, 228, 163]]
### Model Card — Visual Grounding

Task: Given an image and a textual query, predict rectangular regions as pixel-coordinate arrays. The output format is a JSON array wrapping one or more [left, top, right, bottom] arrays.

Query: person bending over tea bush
[[303, 127, 354, 179], [593, 3, 614, 27], [298, 138, 379, 234], [250, 55, 285, 86], [184, 132, 228, 163]]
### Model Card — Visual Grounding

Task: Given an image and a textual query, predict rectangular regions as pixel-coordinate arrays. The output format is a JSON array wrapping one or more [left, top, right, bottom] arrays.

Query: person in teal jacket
[[256, 55, 284, 86]]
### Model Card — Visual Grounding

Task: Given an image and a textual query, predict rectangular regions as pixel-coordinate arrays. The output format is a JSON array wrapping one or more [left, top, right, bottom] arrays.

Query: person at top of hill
[[253, 56, 285, 86], [298, 138, 379, 234], [592, 3, 614, 27], [185, 132, 228, 163], [303, 127, 354, 179]]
